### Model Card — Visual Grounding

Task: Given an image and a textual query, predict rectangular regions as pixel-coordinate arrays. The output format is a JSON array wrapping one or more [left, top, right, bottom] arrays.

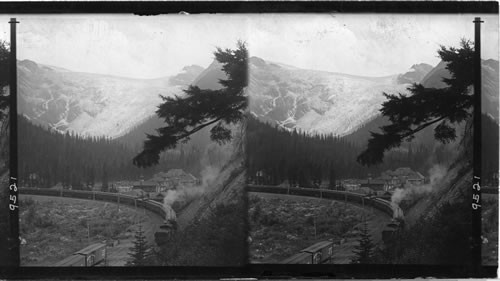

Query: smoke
[[160, 137, 233, 220], [391, 164, 447, 206], [163, 190, 178, 221], [199, 142, 232, 188], [200, 165, 220, 188], [162, 185, 207, 221]]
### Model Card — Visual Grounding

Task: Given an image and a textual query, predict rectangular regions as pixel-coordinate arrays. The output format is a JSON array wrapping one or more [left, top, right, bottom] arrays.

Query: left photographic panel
[[0, 19, 15, 267], [4, 15, 248, 267]]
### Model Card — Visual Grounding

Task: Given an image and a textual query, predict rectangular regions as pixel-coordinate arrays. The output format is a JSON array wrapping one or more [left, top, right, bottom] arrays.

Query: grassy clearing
[[248, 194, 372, 263], [20, 195, 148, 266]]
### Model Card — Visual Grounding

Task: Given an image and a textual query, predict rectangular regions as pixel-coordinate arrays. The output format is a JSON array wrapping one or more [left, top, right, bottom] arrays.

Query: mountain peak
[[249, 56, 267, 67], [191, 59, 226, 90], [169, 64, 204, 86], [18, 59, 40, 72], [397, 63, 434, 84]]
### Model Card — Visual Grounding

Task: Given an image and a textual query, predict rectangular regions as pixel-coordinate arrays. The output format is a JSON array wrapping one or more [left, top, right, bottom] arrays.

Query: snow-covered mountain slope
[[17, 60, 203, 138], [248, 56, 429, 136]]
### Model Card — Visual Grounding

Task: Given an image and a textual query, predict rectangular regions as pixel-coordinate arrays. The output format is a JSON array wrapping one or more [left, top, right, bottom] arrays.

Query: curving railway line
[[19, 188, 167, 220], [248, 184, 405, 264], [247, 184, 404, 220], [21, 185, 404, 224]]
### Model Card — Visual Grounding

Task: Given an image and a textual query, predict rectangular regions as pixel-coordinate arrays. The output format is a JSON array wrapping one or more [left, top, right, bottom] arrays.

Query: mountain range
[[17, 56, 499, 141], [17, 60, 203, 138], [247, 57, 434, 136]]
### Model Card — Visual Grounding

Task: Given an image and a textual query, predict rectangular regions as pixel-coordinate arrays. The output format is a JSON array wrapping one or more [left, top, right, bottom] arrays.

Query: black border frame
[[1, 1, 498, 279], [0, 1, 497, 14]]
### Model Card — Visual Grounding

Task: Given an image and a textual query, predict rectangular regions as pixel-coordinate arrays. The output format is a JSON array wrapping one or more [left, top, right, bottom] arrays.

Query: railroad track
[[21, 186, 403, 220], [19, 188, 166, 220], [247, 184, 403, 219], [248, 185, 405, 264]]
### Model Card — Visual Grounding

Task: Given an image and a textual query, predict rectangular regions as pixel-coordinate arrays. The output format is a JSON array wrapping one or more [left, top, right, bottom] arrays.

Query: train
[[280, 240, 334, 264], [20, 187, 177, 247], [19, 187, 167, 219], [22, 186, 404, 223], [248, 185, 405, 246], [247, 184, 404, 220], [154, 219, 177, 246]]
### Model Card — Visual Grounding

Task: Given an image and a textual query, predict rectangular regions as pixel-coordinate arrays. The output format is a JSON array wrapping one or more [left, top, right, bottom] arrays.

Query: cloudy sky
[[0, 14, 497, 78]]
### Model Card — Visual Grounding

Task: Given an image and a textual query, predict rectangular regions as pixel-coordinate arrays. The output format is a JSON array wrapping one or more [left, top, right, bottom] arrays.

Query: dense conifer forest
[[246, 116, 437, 187], [18, 115, 207, 189], [17, 112, 498, 190]]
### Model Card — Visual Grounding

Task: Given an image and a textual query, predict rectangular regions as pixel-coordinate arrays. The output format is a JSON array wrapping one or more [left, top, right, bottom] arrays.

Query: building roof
[[151, 169, 198, 182], [280, 252, 312, 264], [301, 241, 333, 253], [75, 243, 106, 255], [359, 179, 385, 185], [54, 254, 85, 266], [381, 167, 425, 180], [132, 181, 157, 187], [167, 169, 197, 181]]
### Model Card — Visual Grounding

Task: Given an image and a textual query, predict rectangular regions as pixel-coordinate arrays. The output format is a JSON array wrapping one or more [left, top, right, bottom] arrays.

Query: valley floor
[[248, 192, 391, 264], [20, 195, 163, 266]]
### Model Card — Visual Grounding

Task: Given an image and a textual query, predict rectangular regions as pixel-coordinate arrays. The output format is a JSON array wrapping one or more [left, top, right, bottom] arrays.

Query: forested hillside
[[246, 116, 437, 186], [18, 115, 207, 188]]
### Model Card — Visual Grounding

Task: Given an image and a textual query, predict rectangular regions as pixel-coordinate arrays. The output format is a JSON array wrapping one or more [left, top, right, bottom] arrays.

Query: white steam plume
[[163, 190, 178, 221], [391, 164, 447, 206], [160, 136, 234, 220]]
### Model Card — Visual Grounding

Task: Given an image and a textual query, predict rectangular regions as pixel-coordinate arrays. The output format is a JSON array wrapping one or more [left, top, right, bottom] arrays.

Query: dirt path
[[21, 195, 164, 266], [249, 192, 391, 264]]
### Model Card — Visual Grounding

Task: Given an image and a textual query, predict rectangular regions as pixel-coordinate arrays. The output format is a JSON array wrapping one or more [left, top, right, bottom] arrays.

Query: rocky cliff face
[[404, 120, 473, 225], [176, 125, 245, 230]]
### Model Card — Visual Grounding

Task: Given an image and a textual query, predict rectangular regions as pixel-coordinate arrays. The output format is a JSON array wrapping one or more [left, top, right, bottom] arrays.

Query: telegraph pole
[[8, 17, 19, 266], [472, 16, 483, 273]]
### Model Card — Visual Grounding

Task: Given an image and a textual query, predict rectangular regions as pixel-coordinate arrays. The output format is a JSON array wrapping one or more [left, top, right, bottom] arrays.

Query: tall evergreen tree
[[351, 221, 375, 264], [133, 41, 248, 168], [126, 224, 152, 266], [357, 40, 474, 166]]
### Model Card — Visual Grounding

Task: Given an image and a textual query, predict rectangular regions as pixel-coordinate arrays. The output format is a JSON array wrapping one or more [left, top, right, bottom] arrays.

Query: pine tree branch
[[173, 117, 224, 142], [398, 116, 447, 140]]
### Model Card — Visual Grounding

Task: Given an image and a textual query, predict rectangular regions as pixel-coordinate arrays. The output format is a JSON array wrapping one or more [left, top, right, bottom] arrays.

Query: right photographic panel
[[245, 14, 498, 265]]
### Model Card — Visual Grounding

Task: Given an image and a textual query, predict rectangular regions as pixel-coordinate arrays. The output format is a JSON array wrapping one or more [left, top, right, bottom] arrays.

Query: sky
[[0, 14, 497, 78]]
